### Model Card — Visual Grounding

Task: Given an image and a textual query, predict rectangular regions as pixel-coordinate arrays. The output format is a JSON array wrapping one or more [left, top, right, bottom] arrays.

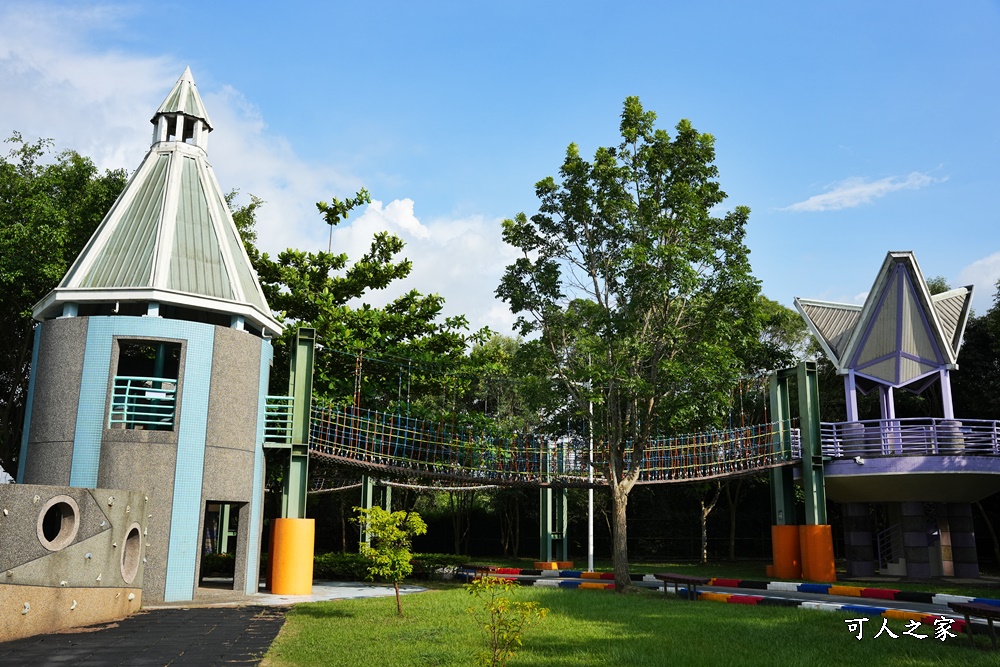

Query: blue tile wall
[[69, 320, 116, 487], [15, 325, 42, 483], [66, 316, 214, 602]]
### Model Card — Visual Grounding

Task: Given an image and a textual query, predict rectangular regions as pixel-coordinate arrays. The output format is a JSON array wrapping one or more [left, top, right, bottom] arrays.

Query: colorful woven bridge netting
[[308, 405, 800, 487]]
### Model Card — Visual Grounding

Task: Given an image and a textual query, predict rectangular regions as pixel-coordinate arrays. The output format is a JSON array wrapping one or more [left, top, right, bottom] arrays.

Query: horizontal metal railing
[[109, 375, 177, 430], [265, 395, 295, 443], [821, 418, 1000, 457]]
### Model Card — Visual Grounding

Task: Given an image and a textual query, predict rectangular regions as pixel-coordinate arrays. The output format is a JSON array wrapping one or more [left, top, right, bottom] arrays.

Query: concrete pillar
[[900, 502, 931, 579], [947, 503, 980, 579], [842, 503, 875, 577]]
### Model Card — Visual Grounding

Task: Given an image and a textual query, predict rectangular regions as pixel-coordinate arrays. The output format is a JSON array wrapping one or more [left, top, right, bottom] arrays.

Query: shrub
[[466, 577, 547, 667]]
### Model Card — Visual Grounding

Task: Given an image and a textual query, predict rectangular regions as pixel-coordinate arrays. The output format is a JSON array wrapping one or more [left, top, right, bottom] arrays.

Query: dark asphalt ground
[[0, 606, 286, 667]]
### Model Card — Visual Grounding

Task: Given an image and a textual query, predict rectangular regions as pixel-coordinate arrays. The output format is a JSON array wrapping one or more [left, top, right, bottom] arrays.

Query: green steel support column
[[539, 487, 553, 562], [538, 441, 569, 562], [360, 475, 375, 547], [797, 361, 827, 525], [218, 504, 231, 553], [555, 487, 568, 562], [769, 370, 796, 525], [281, 328, 315, 520]]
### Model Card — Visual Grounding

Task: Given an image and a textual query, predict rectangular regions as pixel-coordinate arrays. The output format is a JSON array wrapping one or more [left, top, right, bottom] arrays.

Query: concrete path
[[0, 582, 426, 667]]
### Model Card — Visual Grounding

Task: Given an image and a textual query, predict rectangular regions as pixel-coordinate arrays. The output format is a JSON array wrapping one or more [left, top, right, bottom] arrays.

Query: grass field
[[261, 585, 998, 667], [452, 557, 1000, 598]]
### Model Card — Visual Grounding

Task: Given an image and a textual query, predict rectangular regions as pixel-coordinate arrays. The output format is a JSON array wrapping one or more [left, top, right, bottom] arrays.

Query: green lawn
[[453, 557, 1000, 598], [262, 585, 997, 667]]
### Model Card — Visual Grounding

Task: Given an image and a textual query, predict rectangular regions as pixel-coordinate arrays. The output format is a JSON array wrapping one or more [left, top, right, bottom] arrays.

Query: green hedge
[[310, 551, 468, 581]]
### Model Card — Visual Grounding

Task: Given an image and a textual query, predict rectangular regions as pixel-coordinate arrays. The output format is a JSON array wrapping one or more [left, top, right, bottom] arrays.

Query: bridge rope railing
[[308, 404, 800, 486]]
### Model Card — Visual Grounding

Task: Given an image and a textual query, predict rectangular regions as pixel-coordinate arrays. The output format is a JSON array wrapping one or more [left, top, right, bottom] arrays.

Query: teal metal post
[[769, 369, 796, 525], [538, 439, 569, 562], [797, 361, 827, 525], [282, 328, 314, 520], [359, 475, 392, 547]]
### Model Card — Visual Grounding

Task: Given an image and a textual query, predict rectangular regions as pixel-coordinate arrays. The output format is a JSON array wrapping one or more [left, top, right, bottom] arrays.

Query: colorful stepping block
[[710, 578, 742, 587], [727, 595, 763, 605], [861, 588, 899, 600], [828, 585, 864, 597], [797, 583, 832, 594]]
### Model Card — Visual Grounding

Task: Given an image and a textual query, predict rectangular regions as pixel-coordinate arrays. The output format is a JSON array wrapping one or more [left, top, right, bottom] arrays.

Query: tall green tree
[[497, 97, 760, 589], [229, 191, 487, 408], [0, 134, 127, 473]]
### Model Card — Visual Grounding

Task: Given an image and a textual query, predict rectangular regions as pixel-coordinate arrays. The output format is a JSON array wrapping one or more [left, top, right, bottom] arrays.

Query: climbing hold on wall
[[107, 496, 114, 506], [2, 508, 8, 516], [143, 527, 147, 536], [127, 593, 135, 601], [85, 553, 92, 559], [21, 602, 29, 615], [100, 521, 106, 527], [96, 573, 102, 582], [60, 580, 67, 586], [70, 600, 77, 611], [126, 505, 131, 514], [112, 542, 117, 548], [32, 495, 39, 504], [5, 570, 12, 578], [144, 496, 148, 502]]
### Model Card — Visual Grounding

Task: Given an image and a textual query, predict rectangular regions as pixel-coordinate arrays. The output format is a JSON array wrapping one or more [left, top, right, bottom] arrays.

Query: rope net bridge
[[305, 404, 801, 488]]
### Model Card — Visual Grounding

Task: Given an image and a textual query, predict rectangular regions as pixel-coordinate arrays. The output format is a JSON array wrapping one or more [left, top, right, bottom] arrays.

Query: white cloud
[[331, 202, 520, 335], [956, 252, 1000, 315], [0, 3, 516, 336], [783, 172, 945, 212]]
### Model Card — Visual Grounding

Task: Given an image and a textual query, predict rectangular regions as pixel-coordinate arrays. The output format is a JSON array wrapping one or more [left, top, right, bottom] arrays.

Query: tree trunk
[[394, 581, 402, 616], [339, 495, 347, 553], [513, 501, 520, 558], [611, 485, 631, 590], [700, 482, 722, 564]]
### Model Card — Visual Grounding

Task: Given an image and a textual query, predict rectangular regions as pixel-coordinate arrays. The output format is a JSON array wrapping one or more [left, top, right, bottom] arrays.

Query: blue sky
[[2, 1, 999, 335]]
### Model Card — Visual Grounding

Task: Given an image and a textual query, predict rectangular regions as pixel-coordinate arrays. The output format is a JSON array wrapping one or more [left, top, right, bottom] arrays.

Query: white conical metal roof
[[33, 69, 281, 337], [153, 66, 213, 130]]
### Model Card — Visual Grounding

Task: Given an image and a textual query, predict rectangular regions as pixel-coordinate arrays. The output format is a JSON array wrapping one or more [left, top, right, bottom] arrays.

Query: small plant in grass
[[465, 577, 548, 667], [353, 506, 427, 616]]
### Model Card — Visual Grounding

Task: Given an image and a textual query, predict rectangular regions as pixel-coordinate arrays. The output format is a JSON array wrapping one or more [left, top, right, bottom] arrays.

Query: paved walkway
[[0, 582, 426, 667]]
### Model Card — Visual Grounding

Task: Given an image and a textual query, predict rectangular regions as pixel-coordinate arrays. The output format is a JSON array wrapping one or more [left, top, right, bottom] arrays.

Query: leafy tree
[[228, 190, 487, 409], [497, 97, 760, 589], [0, 134, 127, 473], [353, 506, 427, 616]]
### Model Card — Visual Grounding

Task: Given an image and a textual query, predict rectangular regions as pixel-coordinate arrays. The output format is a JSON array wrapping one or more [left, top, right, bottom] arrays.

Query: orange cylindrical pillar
[[799, 524, 835, 583], [270, 518, 315, 595], [771, 525, 802, 580]]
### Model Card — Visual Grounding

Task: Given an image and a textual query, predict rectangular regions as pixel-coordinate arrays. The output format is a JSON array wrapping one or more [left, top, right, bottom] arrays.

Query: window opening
[[110, 340, 181, 430]]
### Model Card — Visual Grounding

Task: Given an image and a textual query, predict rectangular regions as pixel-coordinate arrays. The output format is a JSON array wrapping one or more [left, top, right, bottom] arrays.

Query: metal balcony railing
[[265, 395, 295, 444], [109, 376, 177, 430], [821, 418, 1000, 458]]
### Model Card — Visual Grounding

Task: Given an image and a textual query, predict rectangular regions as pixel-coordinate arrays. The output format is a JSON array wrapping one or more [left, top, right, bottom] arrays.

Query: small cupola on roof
[[33, 68, 282, 337]]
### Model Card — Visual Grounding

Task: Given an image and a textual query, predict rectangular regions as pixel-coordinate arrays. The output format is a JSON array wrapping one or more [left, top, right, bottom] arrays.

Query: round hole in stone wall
[[121, 522, 142, 584], [36, 495, 80, 551]]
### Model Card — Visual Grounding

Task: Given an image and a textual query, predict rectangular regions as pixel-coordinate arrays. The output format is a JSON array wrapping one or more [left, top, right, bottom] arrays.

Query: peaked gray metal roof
[[795, 251, 973, 387], [794, 300, 861, 365], [34, 69, 280, 336], [153, 66, 213, 130], [932, 287, 973, 357]]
